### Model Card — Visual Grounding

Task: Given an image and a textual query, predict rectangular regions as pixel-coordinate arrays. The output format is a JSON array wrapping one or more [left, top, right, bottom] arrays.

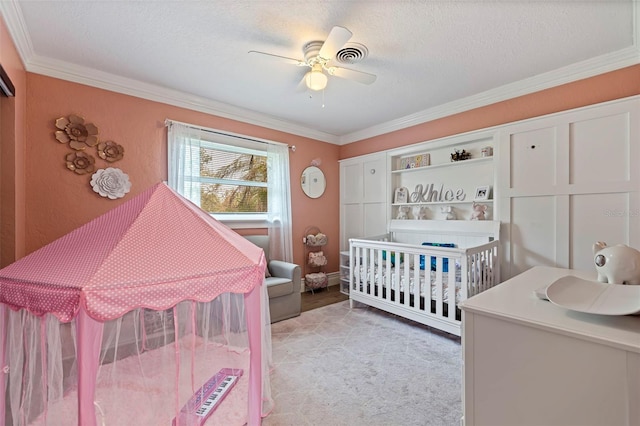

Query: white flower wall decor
[[54, 114, 131, 199], [90, 168, 132, 199]]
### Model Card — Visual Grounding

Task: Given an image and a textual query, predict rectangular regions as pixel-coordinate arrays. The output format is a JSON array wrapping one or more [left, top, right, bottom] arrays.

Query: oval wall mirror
[[301, 166, 326, 199]]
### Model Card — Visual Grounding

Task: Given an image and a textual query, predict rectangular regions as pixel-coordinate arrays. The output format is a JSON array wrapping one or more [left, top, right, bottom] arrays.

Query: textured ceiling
[[1, 1, 637, 144]]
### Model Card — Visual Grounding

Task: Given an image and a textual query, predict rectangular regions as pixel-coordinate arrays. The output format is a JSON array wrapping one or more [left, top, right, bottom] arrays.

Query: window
[[167, 121, 293, 266], [190, 141, 268, 216]]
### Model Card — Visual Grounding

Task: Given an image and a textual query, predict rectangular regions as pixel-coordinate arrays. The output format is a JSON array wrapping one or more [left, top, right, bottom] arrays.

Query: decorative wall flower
[[65, 152, 96, 175], [97, 140, 124, 162], [90, 168, 131, 199], [55, 115, 99, 150]]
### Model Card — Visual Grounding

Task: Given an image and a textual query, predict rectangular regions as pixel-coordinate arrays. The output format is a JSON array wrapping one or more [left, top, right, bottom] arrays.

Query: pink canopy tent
[[0, 182, 272, 425]]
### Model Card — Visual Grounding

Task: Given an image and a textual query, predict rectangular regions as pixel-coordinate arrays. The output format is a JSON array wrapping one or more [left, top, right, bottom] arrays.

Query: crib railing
[[464, 240, 500, 299], [348, 236, 500, 336]]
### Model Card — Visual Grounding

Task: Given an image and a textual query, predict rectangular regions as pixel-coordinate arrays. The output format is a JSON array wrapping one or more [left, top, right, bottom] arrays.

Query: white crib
[[349, 220, 500, 336]]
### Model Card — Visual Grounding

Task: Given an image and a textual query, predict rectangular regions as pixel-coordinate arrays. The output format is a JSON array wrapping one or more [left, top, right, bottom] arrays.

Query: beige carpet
[[264, 300, 462, 426]]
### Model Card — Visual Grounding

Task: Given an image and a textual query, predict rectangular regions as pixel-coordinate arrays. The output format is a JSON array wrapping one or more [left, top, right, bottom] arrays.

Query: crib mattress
[[357, 265, 462, 303]]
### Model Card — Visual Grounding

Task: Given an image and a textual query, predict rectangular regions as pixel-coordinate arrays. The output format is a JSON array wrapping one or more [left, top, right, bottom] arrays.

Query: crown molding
[[0, 1, 340, 144], [26, 55, 341, 144], [337, 46, 640, 145], [2, 0, 638, 147], [337, 0, 640, 145]]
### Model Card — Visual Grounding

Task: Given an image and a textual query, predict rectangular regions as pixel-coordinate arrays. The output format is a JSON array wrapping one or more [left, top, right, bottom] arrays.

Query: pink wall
[[340, 64, 640, 159], [0, 16, 27, 266], [24, 74, 340, 272], [3, 14, 639, 279]]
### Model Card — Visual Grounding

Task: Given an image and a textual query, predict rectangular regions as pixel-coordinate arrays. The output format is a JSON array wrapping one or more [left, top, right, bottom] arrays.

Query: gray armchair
[[244, 235, 301, 323]]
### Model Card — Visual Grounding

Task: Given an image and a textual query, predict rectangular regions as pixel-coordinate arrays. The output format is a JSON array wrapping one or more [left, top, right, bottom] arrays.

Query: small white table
[[460, 266, 640, 426]]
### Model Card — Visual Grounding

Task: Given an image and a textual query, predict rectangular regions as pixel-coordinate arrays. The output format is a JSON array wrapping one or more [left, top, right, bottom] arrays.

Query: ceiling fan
[[248, 26, 376, 91]]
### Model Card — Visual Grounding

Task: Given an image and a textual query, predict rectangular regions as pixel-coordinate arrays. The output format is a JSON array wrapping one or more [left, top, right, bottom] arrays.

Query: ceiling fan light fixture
[[305, 65, 328, 91]]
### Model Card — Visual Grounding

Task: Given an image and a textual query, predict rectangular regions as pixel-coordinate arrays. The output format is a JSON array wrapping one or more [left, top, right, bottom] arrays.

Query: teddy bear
[[413, 206, 428, 220], [470, 202, 488, 220], [441, 205, 456, 220], [396, 206, 410, 220]]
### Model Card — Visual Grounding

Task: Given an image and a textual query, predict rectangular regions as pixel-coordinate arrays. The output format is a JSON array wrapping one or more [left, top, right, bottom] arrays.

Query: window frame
[[178, 132, 270, 228]]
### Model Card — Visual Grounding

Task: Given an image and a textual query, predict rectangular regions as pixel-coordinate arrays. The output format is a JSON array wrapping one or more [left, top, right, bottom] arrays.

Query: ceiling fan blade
[[318, 26, 352, 60], [327, 66, 377, 85], [248, 50, 306, 66]]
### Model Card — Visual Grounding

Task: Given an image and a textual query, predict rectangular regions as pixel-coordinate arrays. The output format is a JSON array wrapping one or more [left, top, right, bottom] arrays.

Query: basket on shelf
[[304, 232, 327, 246], [305, 272, 328, 290], [308, 251, 327, 267]]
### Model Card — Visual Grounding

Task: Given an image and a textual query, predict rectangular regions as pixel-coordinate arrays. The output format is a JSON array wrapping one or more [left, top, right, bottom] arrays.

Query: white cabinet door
[[341, 203, 363, 248], [363, 156, 387, 203], [341, 161, 363, 203], [340, 153, 388, 250], [363, 202, 387, 237]]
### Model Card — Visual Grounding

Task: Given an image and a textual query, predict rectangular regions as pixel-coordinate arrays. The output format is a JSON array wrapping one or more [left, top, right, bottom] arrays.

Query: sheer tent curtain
[[166, 120, 293, 262]]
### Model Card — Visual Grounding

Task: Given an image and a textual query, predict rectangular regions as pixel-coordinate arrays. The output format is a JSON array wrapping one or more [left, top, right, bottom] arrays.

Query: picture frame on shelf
[[394, 187, 409, 204], [474, 185, 491, 201], [398, 153, 430, 170]]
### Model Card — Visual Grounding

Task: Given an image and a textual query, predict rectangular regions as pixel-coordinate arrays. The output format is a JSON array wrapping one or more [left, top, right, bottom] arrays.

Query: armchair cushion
[[243, 235, 301, 323], [265, 277, 293, 298]]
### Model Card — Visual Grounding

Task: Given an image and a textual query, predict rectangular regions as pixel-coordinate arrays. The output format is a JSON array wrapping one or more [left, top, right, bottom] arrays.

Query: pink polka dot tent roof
[[0, 182, 267, 322]]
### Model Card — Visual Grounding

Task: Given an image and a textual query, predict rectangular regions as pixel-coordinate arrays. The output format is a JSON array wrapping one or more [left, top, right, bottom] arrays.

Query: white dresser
[[460, 266, 640, 426]]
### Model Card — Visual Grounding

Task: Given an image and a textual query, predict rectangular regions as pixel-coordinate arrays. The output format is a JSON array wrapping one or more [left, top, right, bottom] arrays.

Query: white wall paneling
[[340, 95, 638, 281], [499, 96, 640, 279], [339, 152, 388, 250]]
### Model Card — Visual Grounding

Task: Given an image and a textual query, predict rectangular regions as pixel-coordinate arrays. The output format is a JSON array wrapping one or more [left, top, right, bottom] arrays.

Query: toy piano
[[172, 368, 243, 426]]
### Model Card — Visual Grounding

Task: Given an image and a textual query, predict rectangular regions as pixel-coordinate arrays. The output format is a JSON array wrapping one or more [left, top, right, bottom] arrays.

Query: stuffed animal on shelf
[[396, 206, 410, 220], [441, 205, 456, 220], [470, 202, 488, 220], [414, 206, 428, 220]]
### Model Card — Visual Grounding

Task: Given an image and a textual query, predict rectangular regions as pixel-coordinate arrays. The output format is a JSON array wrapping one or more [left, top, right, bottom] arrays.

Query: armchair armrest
[[269, 260, 301, 292]]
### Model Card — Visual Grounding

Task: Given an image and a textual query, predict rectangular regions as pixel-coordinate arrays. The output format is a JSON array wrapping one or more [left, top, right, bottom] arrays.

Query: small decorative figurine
[[451, 149, 471, 162], [441, 205, 456, 220], [396, 206, 410, 220], [470, 202, 487, 220], [593, 242, 640, 285], [415, 206, 428, 220]]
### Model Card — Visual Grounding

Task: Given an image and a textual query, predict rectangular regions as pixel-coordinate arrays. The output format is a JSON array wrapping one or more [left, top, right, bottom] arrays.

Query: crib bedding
[[348, 220, 501, 337], [357, 264, 462, 303]]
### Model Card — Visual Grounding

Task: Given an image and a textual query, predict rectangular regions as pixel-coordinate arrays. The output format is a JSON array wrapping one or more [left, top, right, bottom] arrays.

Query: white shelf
[[392, 199, 493, 206], [391, 156, 493, 174]]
